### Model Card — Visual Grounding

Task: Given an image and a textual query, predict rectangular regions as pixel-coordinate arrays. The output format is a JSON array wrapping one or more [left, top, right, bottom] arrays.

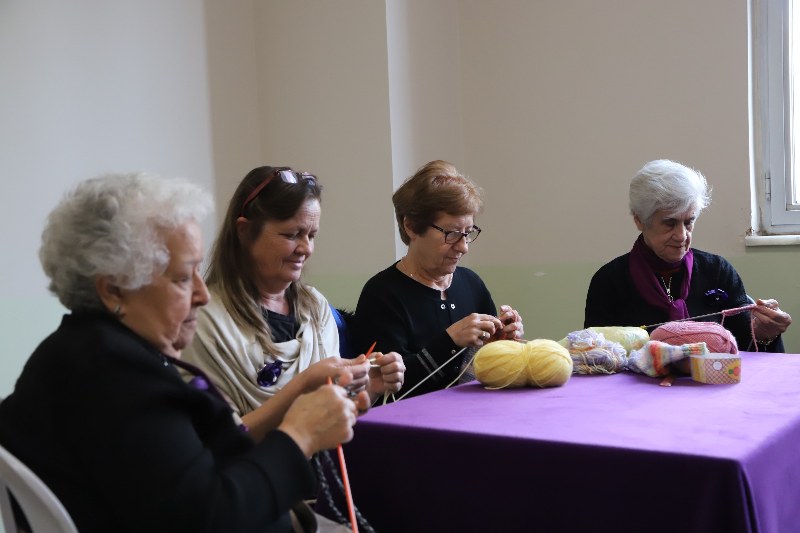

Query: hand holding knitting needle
[[751, 298, 792, 343], [447, 313, 504, 347], [493, 304, 524, 341], [366, 343, 406, 398]]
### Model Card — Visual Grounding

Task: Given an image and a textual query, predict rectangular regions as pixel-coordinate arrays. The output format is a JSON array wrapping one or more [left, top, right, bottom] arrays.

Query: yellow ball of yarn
[[524, 339, 574, 387], [473, 339, 573, 389]]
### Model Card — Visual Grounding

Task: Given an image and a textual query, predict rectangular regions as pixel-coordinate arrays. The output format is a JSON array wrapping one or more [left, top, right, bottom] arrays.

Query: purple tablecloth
[[344, 352, 800, 533]]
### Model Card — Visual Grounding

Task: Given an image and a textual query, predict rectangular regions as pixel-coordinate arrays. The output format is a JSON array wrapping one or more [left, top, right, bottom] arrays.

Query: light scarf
[[181, 287, 339, 416]]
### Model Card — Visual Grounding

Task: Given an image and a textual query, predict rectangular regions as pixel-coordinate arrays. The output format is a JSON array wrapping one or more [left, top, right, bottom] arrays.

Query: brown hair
[[206, 166, 324, 352], [392, 160, 484, 245]]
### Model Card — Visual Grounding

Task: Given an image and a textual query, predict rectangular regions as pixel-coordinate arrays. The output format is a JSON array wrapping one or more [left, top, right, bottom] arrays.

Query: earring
[[113, 304, 122, 317]]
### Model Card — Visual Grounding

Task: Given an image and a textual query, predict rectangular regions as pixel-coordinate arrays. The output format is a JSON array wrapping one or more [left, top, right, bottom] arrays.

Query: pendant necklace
[[659, 275, 674, 303]]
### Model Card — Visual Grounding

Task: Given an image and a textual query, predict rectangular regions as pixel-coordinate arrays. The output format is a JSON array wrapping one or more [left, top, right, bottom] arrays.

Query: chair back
[[0, 443, 78, 533], [330, 305, 357, 359]]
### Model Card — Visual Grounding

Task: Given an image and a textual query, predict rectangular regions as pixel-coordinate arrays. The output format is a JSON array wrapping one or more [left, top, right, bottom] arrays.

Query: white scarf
[[182, 287, 339, 416]]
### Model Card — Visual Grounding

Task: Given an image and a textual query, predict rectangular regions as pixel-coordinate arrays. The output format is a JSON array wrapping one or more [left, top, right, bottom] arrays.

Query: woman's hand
[[494, 304, 524, 341], [367, 351, 405, 396], [299, 356, 370, 394], [752, 298, 792, 344], [244, 358, 369, 443], [278, 384, 361, 457], [446, 313, 504, 347]]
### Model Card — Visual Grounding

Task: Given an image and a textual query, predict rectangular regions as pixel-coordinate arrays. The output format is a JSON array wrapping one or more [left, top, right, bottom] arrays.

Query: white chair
[[0, 443, 78, 533]]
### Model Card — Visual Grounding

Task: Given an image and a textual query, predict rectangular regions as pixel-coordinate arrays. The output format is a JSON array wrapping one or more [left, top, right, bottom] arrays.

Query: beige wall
[[1, 0, 797, 397]]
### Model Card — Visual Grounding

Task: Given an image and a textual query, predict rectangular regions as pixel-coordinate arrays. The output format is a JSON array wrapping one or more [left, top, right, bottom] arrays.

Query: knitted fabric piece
[[626, 341, 708, 377], [650, 321, 738, 355]]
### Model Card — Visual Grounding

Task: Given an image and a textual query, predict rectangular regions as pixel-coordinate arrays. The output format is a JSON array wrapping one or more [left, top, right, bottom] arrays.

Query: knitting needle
[[327, 375, 359, 533], [365, 341, 378, 368], [640, 304, 757, 330]]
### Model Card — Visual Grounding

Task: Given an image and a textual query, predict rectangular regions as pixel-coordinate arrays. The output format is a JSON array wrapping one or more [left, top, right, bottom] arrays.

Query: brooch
[[257, 360, 285, 387], [704, 289, 729, 305]]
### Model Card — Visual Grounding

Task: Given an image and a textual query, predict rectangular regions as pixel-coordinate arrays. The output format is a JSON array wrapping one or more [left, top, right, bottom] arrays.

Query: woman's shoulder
[[304, 284, 331, 309], [195, 289, 254, 342], [362, 262, 405, 290], [453, 265, 486, 285], [198, 288, 241, 328], [592, 252, 631, 278], [690, 248, 737, 272], [35, 312, 170, 383]]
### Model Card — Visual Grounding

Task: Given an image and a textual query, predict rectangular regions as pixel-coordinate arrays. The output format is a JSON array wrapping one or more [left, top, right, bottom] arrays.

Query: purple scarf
[[628, 234, 694, 320]]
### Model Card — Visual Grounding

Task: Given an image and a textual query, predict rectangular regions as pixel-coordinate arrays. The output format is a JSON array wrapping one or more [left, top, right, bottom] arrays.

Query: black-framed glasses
[[429, 224, 482, 244], [256, 360, 284, 387], [240, 167, 317, 216]]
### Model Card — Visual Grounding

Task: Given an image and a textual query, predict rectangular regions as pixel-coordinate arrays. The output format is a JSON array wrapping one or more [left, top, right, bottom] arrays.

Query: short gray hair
[[629, 159, 711, 225], [39, 173, 212, 311]]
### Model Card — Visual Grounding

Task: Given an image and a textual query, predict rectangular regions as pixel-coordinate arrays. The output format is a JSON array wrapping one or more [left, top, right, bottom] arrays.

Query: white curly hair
[[39, 172, 212, 311]]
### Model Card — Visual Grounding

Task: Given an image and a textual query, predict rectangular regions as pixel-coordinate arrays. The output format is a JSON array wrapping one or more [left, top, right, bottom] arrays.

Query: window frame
[[752, 0, 800, 236]]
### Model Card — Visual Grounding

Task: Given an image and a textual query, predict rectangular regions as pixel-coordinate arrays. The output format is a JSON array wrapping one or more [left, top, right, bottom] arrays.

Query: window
[[752, 0, 800, 237]]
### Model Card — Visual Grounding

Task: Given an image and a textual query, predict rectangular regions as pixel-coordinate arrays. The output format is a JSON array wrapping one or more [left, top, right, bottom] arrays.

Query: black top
[[0, 312, 315, 533], [355, 263, 497, 397], [584, 248, 784, 352], [263, 308, 300, 342]]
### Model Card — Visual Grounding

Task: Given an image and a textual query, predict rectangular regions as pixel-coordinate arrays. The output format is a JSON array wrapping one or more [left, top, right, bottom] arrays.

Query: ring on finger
[[481, 331, 488, 340]]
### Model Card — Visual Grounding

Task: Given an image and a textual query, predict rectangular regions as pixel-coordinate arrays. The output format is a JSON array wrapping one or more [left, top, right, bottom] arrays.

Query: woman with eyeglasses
[[0, 173, 364, 532], [182, 165, 405, 432], [354, 160, 525, 399]]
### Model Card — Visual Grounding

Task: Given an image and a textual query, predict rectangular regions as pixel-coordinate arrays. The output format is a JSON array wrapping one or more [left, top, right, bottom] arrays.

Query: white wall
[[0, 0, 216, 395]]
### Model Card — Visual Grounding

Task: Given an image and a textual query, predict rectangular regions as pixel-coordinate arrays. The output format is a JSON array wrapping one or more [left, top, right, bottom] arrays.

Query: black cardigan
[[0, 312, 315, 532], [355, 263, 497, 398], [584, 248, 784, 352]]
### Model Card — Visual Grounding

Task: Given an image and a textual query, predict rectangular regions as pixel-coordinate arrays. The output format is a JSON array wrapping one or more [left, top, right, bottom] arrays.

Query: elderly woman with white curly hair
[[0, 173, 366, 532], [584, 159, 791, 352]]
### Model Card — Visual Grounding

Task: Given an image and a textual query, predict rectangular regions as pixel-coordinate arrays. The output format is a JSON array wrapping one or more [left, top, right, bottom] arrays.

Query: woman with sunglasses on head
[[182, 166, 405, 435], [354, 160, 525, 399]]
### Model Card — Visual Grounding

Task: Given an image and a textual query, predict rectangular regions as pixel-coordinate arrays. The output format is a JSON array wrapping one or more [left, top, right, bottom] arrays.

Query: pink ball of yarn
[[650, 321, 739, 354]]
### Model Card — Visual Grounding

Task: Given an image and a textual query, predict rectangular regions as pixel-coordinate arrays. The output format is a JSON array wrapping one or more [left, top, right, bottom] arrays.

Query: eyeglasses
[[429, 224, 482, 244], [240, 167, 317, 216]]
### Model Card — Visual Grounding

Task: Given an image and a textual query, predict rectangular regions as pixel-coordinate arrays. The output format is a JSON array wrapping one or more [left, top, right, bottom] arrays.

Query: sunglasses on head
[[240, 167, 317, 217]]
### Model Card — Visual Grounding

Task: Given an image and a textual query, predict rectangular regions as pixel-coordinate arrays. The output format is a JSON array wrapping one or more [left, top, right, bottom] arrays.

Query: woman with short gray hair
[[585, 159, 791, 352], [0, 172, 364, 532]]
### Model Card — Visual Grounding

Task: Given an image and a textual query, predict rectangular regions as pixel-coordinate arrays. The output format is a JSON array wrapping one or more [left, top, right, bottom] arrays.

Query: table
[[343, 352, 800, 533]]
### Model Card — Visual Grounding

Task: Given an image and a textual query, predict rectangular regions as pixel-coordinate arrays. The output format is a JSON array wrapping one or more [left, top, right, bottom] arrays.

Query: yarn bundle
[[650, 321, 738, 354], [473, 339, 573, 389], [588, 326, 650, 353], [559, 329, 628, 375]]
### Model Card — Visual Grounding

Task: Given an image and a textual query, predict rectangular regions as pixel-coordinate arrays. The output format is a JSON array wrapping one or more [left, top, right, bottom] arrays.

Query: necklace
[[659, 275, 674, 303], [399, 257, 452, 291]]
